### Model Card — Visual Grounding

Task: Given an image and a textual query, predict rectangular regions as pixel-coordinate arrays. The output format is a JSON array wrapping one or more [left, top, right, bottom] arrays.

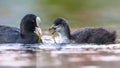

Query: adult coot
[[49, 18, 116, 44], [0, 14, 42, 44]]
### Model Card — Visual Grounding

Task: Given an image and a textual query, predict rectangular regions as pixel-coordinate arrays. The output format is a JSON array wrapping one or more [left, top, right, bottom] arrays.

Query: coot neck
[[20, 23, 35, 35], [58, 24, 71, 41], [58, 27, 75, 43], [20, 29, 34, 35], [64, 23, 71, 39]]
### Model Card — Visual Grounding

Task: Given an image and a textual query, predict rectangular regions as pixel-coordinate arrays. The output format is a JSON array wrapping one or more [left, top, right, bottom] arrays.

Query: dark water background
[[0, 0, 120, 68]]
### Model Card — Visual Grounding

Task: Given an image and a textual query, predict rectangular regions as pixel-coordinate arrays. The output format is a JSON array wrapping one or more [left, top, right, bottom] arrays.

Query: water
[[0, 0, 120, 68], [37, 43, 120, 68], [0, 35, 119, 68], [0, 43, 120, 68]]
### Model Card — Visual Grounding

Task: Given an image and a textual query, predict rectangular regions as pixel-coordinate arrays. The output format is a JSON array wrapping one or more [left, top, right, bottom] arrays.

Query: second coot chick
[[49, 18, 116, 44]]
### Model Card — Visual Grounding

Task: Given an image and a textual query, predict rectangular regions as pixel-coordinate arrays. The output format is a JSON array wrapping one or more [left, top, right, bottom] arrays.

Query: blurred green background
[[0, 0, 120, 37]]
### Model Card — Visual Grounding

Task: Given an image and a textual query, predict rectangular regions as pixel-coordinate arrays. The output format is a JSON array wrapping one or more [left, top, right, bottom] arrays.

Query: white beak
[[35, 16, 42, 43], [35, 16, 42, 34], [36, 17, 41, 27]]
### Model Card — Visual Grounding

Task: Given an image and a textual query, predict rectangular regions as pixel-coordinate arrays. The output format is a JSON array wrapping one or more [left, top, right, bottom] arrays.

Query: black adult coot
[[0, 14, 42, 44], [49, 18, 116, 44]]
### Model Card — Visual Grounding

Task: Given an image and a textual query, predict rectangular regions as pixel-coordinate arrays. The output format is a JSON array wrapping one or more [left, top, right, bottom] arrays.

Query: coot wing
[[71, 28, 116, 44], [71, 28, 91, 43], [0, 25, 20, 43], [0, 25, 20, 33]]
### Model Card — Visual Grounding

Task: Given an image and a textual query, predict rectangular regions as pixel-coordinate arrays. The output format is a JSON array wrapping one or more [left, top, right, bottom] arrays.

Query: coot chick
[[49, 18, 116, 44], [0, 14, 42, 44]]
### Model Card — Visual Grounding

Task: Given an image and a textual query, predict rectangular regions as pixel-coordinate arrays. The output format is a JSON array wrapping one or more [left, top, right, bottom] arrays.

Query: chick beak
[[49, 25, 56, 34], [34, 17, 42, 43], [49, 25, 57, 43]]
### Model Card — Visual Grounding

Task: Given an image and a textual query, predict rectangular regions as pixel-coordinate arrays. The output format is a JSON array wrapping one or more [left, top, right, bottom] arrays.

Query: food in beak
[[49, 26, 56, 43], [35, 27, 42, 43], [49, 26, 56, 34]]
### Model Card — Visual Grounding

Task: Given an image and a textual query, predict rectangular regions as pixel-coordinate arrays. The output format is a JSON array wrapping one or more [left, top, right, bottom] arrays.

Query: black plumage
[[0, 14, 40, 44], [71, 28, 116, 44]]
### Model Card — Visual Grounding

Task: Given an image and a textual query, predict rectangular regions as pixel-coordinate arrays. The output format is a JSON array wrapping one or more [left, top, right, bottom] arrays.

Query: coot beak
[[34, 17, 42, 43], [35, 16, 42, 34], [49, 25, 56, 34], [36, 17, 41, 27]]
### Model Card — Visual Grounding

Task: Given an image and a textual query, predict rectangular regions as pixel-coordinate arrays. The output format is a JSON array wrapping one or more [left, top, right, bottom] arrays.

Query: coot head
[[49, 18, 71, 39], [20, 14, 41, 34]]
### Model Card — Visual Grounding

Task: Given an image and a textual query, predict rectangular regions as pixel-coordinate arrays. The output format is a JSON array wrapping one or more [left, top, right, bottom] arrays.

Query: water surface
[[0, 35, 119, 68]]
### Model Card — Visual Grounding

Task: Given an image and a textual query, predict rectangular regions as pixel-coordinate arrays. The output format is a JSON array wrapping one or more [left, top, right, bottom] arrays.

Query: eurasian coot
[[0, 14, 42, 44], [49, 18, 116, 44]]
